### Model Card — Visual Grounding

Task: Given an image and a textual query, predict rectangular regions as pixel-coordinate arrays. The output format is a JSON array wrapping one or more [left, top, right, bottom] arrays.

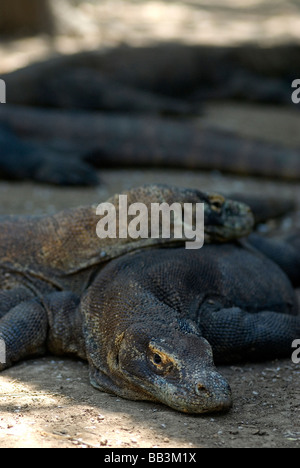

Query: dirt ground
[[0, 0, 300, 450]]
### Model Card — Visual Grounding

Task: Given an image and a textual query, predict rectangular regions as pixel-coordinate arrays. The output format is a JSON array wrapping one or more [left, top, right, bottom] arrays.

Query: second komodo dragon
[[0, 184, 299, 414]]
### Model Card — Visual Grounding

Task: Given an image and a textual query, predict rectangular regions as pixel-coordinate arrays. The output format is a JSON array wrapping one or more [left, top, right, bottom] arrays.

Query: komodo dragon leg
[[198, 306, 300, 363], [0, 291, 85, 370], [0, 125, 99, 186], [0, 287, 34, 319]]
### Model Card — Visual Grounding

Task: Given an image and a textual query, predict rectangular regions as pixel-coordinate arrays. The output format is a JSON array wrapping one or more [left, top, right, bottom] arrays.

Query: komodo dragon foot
[[0, 125, 99, 186]]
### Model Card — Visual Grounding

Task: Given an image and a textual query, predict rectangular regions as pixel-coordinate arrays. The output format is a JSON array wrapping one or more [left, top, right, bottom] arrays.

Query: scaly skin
[[80, 241, 299, 413], [0, 184, 298, 413], [1, 44, 299, 185], [0, 184, 252, 370], [0, 106, 300, 183], [0, 184, 253, 288]]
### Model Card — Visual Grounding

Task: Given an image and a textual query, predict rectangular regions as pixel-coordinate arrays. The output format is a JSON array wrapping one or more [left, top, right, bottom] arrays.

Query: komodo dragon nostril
[[195, 382, 209, 396]]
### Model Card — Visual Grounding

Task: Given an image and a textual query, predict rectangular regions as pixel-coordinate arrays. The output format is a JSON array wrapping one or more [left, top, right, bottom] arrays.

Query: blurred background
[[1, 0, 300, 68], [1, 0, 300, 65], [0, 0, 299, 224]]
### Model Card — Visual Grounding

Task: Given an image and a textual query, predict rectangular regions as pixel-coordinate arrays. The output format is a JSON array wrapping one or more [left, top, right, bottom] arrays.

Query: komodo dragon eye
[[209, 194, 225, 211], [148, 343, 174, 374], [153, 354, 162, 364]]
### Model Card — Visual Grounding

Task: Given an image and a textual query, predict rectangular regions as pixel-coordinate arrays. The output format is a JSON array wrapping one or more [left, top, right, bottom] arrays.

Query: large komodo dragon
[[1, 105, 300, 185], [1, 44, 300, 185], [0, 185, 299, 414]]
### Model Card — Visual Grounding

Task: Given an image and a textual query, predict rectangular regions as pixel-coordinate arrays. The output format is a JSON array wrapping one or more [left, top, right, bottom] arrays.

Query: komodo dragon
[[1, 44, 300, 185], [0, 184, 299, 413], [0, 124, 98, 186], [0, 105, 300, 185], [3, 44, 298, 108]]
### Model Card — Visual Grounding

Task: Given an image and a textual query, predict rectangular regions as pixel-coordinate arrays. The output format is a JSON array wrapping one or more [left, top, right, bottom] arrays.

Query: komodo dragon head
[[202, 192, 254, 242], [81, 276, 232, 414]]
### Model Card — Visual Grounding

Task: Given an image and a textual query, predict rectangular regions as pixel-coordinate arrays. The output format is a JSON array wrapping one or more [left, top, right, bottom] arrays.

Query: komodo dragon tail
[[0, 105, 300, 182]]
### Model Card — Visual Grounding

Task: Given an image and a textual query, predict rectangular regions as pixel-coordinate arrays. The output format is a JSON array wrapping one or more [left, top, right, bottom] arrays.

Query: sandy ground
[[1, 356, 299, 448], [0, 0, 300, 450], [1, 0, 300, 73]]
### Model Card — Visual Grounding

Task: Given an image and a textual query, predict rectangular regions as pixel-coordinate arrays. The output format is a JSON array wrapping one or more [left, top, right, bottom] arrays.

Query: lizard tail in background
[[0, 105, 300, 182]]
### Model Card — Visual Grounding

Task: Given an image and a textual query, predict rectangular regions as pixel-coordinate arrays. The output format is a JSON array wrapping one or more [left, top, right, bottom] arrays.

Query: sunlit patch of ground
[[1, 0, 300, 73]]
